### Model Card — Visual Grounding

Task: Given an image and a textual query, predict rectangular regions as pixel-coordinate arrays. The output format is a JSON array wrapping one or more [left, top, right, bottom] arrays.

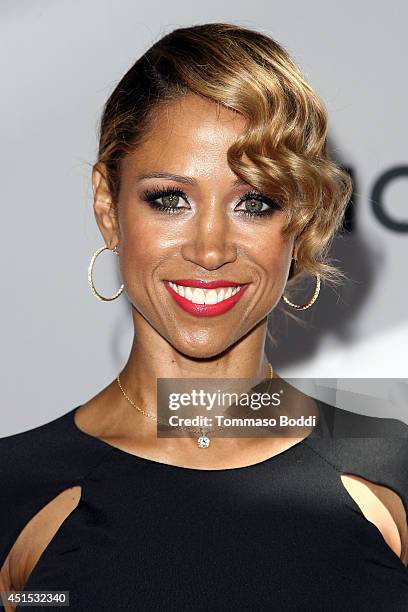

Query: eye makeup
[[140, 184, 282, 218]]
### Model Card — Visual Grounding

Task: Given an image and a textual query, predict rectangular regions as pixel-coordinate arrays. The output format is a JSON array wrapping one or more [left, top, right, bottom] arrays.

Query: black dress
[[1, 398, 408, 611]]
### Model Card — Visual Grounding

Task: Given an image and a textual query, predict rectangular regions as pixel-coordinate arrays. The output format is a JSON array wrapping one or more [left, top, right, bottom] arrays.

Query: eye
[[141, 185, 190, 214], [235, 191, 281, 218], [141, 185, 281, 218]]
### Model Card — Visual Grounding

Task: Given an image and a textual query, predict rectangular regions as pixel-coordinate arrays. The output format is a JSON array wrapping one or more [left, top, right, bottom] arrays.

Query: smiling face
[[93, 93, 295, 359]]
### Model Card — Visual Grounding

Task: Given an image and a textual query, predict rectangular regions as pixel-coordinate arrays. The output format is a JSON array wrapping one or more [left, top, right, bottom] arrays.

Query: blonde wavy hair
[[96, 22, 353, 300]]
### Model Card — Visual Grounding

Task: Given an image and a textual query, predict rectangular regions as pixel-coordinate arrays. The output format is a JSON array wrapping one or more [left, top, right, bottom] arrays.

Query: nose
[[180, 200, 237, 271]]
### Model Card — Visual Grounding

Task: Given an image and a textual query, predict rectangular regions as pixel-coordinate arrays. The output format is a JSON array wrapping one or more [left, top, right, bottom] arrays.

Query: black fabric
[[1, 400, 408, 611]]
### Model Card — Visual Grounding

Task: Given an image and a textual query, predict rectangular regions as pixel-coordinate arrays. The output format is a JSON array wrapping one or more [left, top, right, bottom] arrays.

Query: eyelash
[[141, 185, 281, 218]]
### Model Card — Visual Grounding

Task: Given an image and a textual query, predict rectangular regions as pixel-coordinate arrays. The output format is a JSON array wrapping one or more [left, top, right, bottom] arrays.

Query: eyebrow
[[135, 171, 249, 188]]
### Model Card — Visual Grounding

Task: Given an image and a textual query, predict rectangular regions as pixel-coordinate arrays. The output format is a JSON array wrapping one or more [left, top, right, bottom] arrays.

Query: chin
[[170, 334, 237, 361]]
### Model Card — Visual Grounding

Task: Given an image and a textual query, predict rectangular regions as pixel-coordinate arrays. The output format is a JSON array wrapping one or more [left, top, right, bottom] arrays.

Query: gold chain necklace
[[116, 362, 274, 449]]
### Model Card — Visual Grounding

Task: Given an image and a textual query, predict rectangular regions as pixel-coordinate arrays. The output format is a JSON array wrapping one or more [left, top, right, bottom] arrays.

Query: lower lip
[[163, 282, 250, 317]]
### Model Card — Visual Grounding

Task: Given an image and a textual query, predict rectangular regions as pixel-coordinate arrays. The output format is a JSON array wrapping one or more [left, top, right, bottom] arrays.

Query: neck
[[117, 311, 273, 411]]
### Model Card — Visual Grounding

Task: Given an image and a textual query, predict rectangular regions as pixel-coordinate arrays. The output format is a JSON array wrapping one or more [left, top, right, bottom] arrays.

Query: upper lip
[[165, 279, 248, 289]]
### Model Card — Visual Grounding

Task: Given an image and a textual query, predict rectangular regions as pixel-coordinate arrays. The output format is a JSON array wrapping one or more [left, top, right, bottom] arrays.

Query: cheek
[[117, 220, 173, 315], [118, 204, 165, 270], [119, 198, 178, 254], [249, 228, 293, 284], [255, 237, 293, 313], [119, 240, 161, 293], [270, 242, 293, 280], [118, 245, 162, 326]]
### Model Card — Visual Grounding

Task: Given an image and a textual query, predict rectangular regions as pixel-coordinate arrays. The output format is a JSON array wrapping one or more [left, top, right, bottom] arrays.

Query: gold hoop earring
[[282, 262, 321, 311], [88, 245, 124, 302]]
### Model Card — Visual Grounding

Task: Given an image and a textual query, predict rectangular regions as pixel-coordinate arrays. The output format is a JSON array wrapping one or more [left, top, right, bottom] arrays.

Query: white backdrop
[[1, 0, 407, 436]]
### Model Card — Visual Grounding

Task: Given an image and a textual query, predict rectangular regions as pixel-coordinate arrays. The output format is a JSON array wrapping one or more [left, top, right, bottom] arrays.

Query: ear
[[287, 240, 298, 280], [92, 162, 120, 249]]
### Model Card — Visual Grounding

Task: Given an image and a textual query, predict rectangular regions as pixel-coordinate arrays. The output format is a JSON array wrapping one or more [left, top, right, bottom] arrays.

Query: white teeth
[[192, 288, 206, 304], [185, 286, 193, 301], [167, 282, 244, 305], [217, 288, 225, 303], [205, 289, 218, 305]]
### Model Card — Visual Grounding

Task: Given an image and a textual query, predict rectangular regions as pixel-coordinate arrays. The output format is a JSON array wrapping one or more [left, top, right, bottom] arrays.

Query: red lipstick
[[163, 280, 250, 317]]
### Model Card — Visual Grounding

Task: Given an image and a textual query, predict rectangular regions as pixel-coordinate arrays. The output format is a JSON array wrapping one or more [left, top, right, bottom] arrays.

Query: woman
[[1, 22, 408, 611]]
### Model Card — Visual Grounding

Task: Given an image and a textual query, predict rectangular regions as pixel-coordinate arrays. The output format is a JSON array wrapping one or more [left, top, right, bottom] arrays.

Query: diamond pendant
[[197, 430, 210, 448]]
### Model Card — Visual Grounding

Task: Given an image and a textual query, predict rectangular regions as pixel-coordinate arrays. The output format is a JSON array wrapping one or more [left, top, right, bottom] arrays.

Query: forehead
[[122, 94, 247, 180]]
